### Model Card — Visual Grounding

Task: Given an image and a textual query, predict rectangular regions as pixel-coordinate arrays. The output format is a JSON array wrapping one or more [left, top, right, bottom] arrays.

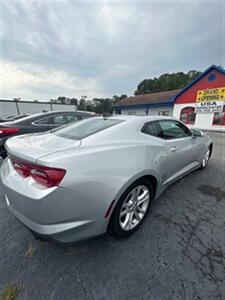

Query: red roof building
[[113, 65, 225, 131]]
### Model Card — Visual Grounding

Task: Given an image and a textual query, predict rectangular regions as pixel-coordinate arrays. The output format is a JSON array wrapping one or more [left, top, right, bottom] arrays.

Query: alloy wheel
[[202, 149, 210, 167], [119, 185, 150, 231]]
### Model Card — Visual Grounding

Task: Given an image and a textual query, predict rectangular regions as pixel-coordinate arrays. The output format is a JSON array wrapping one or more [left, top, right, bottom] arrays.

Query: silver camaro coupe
[[0, 116, 213, 244]]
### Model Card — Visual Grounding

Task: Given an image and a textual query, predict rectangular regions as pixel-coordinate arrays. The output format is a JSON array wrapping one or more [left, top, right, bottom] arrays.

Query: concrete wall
[[16, 102, 51, 114], [173, 103, 225, 132], [0, 100, 77, 118], [0, 101, 18, 117]]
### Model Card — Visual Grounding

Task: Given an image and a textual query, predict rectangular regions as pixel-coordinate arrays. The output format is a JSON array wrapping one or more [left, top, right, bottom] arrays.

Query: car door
[[157, 120, 202, 184], [141, 121, 169, 184]]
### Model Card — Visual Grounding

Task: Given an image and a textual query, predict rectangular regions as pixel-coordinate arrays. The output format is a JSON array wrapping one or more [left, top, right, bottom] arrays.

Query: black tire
[[199, 146, 212, 170], [107, 178, 153, 239]]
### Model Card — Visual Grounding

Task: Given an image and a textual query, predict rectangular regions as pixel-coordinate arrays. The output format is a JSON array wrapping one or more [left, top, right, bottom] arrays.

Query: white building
[[0, 99, 77, 118]]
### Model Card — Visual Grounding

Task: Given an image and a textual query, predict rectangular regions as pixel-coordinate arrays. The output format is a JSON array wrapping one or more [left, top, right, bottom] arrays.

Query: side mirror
[[192, 129, 204, 137]]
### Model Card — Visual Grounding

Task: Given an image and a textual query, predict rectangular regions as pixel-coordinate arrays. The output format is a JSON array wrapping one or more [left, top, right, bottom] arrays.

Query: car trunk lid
[[5, 132, 81, 163]]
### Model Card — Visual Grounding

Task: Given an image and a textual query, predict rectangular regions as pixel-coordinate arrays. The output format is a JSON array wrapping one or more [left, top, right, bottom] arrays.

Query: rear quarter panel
[[38, 142, 164, 204]]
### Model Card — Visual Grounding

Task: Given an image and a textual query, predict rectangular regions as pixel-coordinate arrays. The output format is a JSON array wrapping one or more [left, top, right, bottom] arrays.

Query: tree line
[[134, 70, 201, 95], [77, 95, 127, 113]]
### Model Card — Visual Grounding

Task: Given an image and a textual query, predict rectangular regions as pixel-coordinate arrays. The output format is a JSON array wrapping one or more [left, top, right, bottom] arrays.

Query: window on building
[[212, 106, 225, 126], [158, 111, 170, 116], [180, 107, 196, 125], [208, 73, 216, 82]]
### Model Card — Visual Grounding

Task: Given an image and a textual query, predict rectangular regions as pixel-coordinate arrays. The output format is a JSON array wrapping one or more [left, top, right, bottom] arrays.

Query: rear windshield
[[52, 117, 123, 140]]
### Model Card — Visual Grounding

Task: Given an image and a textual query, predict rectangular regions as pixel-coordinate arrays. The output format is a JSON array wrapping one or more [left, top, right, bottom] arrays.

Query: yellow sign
[[197, 87, 225, 102]]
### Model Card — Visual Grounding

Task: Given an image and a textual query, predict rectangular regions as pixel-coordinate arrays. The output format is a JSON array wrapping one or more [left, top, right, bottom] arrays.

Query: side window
[[52, 115, 67, 125], [65, 114, 78, 124], [159, 120, 191, 139], [34, 116, 52, 125], [141, 121, 162, 137], [34, 114, 77, 125]]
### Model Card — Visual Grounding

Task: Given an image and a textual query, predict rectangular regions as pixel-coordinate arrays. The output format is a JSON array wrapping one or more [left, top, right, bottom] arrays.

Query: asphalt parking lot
[[0, 132, 225, 300]]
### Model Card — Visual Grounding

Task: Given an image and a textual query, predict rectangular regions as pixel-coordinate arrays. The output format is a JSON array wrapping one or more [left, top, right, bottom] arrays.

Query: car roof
[[78, 115, 179, 147], [2, 110, 92, 125], [110, 115, 175, 122]]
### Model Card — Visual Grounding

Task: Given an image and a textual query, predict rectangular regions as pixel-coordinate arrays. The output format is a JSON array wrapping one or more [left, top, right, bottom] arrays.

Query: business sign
[[196, 87, 225, 113]]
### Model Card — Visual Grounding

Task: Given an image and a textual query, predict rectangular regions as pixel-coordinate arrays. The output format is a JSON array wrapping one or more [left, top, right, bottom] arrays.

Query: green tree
[[86, 100, 95, 112], [187, 70, 202, 80], [57, 96, 66, 104], [70, 98, 78, 106], [78, 99, 86, 110], [92, 98, 112, 114], [78, 96, 88, 110], [134, 70, 202, 95], [112, 94, 127, 102]]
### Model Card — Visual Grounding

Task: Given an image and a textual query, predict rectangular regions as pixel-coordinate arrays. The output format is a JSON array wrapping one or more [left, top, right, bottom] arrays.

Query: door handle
[[170, 146, 177, 152]]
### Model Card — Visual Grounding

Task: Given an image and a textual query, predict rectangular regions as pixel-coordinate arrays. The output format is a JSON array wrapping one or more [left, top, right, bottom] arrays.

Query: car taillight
[[30, 167, 66, 187], [13, 160, 30, 177], [0, 128, 20, 136], [12, 159, 66, 188]]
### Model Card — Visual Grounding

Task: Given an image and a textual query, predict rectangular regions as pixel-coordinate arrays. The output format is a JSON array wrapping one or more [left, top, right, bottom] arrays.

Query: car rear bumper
[[4, 194, 107, 243], [1, 157, 111, 243]]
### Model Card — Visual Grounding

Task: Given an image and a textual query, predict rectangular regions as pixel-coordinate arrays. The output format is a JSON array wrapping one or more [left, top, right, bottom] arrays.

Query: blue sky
[[1, 0, 224, 101]]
